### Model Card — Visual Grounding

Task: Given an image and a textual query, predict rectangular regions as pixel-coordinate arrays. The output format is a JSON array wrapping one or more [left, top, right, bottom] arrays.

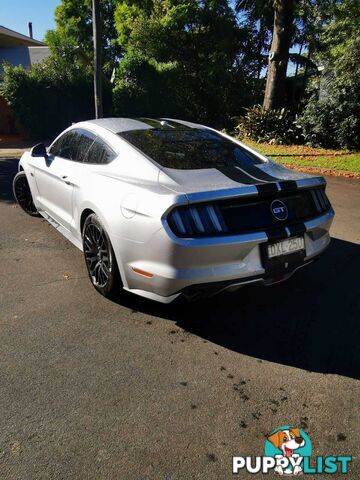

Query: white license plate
[[267, 236, 305, 259]]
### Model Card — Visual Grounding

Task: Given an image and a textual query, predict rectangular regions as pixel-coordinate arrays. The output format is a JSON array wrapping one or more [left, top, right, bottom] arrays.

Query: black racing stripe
[[266, 227, 288, 242], [242, 165, 279, 182], [216, 166, 263, 185], [287, 223, 306, 237], [278, 180, 298, 192], [256, 183, 278, 195]]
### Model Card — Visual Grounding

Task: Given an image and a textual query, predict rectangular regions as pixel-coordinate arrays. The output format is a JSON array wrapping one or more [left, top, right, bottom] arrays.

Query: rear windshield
[[118, 128, 263, 170]]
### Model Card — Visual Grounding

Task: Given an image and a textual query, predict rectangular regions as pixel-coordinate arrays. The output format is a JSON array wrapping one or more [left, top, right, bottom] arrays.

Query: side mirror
[[31, 143, 48, 158]]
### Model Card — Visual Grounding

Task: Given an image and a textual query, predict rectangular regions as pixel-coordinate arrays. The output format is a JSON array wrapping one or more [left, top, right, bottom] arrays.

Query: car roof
[[84, 117, 204, 134]]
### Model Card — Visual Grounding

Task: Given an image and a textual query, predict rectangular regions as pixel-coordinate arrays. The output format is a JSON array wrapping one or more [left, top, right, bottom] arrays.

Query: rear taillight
[[167, 204, 228, 237], [167, 188, 331, 238], [311, 188, 331, 213]]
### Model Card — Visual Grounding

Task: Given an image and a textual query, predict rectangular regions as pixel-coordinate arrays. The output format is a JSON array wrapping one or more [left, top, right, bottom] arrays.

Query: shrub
[[113, 50, 180, 118], [298, 86, 360, 150], [235, 105, 304, 145], [1, 61, 111, 140]]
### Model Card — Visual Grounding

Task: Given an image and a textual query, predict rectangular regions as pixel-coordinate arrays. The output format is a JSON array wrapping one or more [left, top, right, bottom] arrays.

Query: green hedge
[[1, 63, 111, 140]]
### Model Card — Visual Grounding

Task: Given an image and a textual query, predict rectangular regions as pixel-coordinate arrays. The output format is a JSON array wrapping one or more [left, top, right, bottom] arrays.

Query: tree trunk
[[263, 0, 294, 110], [92, 0, 103, 118]]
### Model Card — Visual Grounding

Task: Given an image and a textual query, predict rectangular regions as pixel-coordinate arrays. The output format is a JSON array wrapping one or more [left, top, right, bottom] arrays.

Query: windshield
[[118, 128, 263, 170]]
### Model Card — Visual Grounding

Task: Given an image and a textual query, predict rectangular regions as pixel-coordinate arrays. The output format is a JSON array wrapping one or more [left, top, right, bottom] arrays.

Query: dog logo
[[271, 199, 288, 221], [233, 425, 351, 475], [265, 426, 311, 475]]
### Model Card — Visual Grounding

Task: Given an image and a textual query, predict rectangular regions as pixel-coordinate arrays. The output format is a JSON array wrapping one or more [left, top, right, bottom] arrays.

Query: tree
[[298, 0, 360, 149], [113, 0, 254, 126], [46, 0, 119, 78], [235, 0, 274, 80], [323, 0, 360, 87], [92, 0, 103, 118], [263, 0, 295, 110]]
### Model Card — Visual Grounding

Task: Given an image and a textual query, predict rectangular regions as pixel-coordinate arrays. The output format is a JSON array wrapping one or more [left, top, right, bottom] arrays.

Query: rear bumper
[[181, 257, 320, 300], [120, 208, 334, 303]]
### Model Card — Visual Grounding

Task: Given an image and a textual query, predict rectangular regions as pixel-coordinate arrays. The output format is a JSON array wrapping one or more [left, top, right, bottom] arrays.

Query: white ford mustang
[[14, 117, 334, 303]]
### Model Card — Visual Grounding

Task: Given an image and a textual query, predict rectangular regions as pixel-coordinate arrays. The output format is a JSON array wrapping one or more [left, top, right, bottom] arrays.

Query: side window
[[49, 131, 73, 158], [50, 129, 95, 162], [85, 137, 116, 164]]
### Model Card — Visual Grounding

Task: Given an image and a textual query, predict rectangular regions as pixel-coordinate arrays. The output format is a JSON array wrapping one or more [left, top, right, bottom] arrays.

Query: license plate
[[267, 236, 305, 259]]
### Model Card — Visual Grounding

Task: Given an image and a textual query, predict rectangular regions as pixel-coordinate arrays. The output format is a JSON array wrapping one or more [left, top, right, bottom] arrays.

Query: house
[[0, 25, 50, 135], [0, 25, 50, 75]]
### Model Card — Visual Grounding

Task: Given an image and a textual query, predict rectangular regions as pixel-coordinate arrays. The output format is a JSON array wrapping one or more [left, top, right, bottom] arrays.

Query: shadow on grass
[[119, 238, 360, 380]]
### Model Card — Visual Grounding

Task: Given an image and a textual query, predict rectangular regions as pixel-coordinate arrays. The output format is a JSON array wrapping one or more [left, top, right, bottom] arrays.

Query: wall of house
[[0, 46, 50, 76]]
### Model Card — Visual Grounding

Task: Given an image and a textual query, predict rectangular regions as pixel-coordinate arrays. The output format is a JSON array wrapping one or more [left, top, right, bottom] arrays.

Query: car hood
[[158, 161, 314, 196]]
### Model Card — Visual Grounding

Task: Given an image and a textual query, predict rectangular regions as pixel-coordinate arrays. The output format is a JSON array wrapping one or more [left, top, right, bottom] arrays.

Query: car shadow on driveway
[[120, 238, 360, 380], [0, 158, 18, 202]]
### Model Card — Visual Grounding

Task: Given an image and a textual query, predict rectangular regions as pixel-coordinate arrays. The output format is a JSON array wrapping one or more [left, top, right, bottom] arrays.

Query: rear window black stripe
[[216, 167, 265, 185], [242, 165, 279, 182]]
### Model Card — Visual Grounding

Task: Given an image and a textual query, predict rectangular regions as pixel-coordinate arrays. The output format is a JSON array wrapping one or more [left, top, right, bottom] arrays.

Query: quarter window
[[85, 137, 116, 164], [74, 130, 96, 162]]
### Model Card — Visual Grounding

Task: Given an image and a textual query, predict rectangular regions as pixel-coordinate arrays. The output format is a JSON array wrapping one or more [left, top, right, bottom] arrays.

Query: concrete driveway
[[0, 158, 359, 479]]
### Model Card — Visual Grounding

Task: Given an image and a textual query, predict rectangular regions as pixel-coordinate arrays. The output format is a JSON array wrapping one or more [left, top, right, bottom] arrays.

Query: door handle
[[61, 175, 72, 185]]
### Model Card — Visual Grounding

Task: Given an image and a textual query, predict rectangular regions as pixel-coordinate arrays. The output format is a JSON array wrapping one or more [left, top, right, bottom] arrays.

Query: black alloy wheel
[[82, 213, 121, 299], [13, 171, 40, 216]]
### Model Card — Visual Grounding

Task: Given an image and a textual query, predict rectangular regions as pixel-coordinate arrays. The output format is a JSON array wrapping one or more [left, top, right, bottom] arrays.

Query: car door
[[33, 129, 95, 231]]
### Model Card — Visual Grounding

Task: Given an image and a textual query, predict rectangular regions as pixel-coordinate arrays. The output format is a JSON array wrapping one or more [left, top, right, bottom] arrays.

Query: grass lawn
[[242, 140, 360, 176]]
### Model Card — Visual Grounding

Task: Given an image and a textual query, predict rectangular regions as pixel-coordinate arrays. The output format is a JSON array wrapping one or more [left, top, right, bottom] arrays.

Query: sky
[[0, 0, 61, 41]]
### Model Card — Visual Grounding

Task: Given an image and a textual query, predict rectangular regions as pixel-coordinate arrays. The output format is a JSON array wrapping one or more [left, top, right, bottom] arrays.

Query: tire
[[13, 171, 40, 217], [82, 213, 122, 299]]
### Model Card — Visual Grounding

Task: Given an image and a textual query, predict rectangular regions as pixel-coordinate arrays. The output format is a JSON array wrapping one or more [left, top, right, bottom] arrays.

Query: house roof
[[0, 25, 45, 48]]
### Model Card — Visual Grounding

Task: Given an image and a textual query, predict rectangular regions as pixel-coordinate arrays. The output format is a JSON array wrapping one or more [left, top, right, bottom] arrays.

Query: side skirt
[[38, 210, 83, 252]]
